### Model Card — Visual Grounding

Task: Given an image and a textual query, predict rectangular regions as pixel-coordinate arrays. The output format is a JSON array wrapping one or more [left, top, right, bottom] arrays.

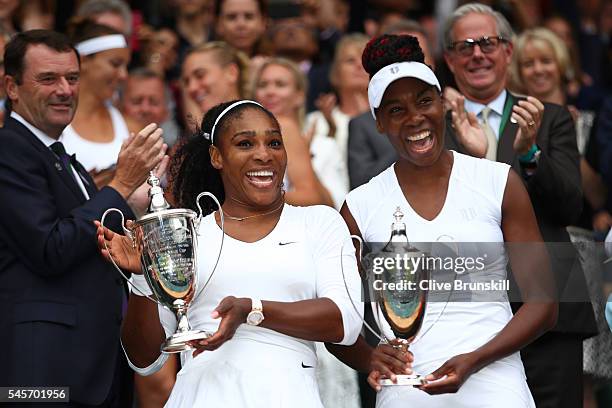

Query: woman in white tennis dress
[[64, 20, 140, 183], [327, 34, 558, 408], [97, 100, 363, 407]]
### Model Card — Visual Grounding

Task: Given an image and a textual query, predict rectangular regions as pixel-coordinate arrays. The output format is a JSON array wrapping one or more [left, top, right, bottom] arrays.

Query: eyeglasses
[[448, 36, 507, 57]]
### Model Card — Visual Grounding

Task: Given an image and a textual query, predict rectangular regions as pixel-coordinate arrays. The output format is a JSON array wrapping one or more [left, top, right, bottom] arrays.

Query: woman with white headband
[[63, 19, 140, 187], [327, 34, 558, 407], [95, 99, 364, 407]]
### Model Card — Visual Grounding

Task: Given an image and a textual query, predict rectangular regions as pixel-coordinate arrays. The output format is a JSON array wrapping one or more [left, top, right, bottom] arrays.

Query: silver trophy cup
[[349, 208, 430, 386], [102, 172, 224, 353]]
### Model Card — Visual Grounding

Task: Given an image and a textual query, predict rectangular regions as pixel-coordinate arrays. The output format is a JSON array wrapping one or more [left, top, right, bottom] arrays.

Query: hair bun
[[362, 34, 425, 78]]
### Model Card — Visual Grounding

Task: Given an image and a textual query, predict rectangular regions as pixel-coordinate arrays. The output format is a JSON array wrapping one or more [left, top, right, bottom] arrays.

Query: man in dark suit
[[347, 111, 397, 189], [441, 4, 597, 408], [0, 30, 166, 406]]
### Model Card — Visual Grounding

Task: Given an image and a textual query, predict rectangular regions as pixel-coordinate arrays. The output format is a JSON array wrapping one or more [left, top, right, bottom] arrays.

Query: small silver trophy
[[373, 207, 429, 386], [102, 172, 223, 353]]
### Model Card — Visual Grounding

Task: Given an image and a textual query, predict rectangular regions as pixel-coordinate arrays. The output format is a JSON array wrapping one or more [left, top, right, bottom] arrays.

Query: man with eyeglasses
[[442, 4, 596, 408]]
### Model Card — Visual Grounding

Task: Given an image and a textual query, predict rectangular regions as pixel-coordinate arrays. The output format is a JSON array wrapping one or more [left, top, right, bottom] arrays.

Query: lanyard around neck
[[498, 93, 514, 136]]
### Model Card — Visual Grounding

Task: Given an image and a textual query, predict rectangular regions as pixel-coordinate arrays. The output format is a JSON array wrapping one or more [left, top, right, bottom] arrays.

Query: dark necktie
[[50, 141, 79, 185]]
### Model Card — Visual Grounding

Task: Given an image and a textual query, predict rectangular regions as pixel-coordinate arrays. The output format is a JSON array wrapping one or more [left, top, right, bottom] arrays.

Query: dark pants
[[521, 331, 583, 408]]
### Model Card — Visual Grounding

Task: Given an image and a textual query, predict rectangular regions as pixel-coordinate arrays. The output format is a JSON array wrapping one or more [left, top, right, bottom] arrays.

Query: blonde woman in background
[[181, 41, 250, 130], [304, 34, 371, 203], [510, 27, 612, 406], [253, 57, 334, 206], [509, 27, 611, 232]]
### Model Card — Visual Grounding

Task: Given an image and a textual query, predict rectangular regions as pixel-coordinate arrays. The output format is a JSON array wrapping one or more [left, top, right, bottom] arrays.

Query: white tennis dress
[[158, 204, 364, 408], [345, 151, 536, 408], [63, 103, 130, 172]]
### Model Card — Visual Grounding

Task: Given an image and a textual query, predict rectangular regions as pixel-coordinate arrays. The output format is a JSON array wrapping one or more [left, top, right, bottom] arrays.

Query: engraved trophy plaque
[[102, 172, 224, 353]]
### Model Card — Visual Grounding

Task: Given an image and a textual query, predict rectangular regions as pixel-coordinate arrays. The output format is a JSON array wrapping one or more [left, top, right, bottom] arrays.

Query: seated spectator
[[214, 0, 269, 58], [268, 14, 331, 112], [510, 27, 611, 233], [180, 41, 249, 129], [304, 33, 370, 202], [0, 0, 19, 36], [138, 27, 179, 81], [121, 67, 180, 147]]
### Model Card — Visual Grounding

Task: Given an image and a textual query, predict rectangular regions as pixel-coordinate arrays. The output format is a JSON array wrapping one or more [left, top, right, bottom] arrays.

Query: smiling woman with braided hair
[[326, 34, 558, 407]]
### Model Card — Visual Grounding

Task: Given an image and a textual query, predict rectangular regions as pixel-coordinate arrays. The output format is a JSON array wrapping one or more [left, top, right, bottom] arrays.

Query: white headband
[[75, 34, 127, 56], [368, 61, 441, 118], [204, 100, 265, 144]]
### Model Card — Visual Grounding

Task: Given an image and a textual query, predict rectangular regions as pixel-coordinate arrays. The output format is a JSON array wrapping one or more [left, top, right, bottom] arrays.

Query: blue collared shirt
[[464, 90, 507, 140]]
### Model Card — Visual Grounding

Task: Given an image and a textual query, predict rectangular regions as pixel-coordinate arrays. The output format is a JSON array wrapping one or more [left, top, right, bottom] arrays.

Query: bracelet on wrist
[[519, 144, 540, 163], [129, 273, 153, 296]]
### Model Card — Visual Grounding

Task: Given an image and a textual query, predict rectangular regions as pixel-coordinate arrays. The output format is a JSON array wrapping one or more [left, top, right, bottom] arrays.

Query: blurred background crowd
[[1, 0, 612, 407]]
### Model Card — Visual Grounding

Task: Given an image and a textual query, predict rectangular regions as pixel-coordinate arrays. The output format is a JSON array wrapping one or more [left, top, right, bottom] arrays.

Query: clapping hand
[[109, 123, 168, 199], [511, 96, 544, 155], [190, 296, 251, 357], [94, 220, 142, 274], [367, 339, 414, 391], [449, 95, 488, 158]]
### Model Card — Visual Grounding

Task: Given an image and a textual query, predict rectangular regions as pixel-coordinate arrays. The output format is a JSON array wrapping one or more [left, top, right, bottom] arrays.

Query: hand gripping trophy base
[[378, 340, 428, 386], [379, 375, 427, 386], [162, 299, 212, 354]]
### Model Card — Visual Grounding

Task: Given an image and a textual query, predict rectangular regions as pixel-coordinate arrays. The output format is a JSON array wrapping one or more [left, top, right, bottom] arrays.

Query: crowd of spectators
[[2, 0, 612, 407]]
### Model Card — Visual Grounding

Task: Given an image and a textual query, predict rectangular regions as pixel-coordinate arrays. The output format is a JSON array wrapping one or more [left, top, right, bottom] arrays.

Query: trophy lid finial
[[393, 207, 404, 223], [147, 171, 170, 213], [390, 206, 408, 243]]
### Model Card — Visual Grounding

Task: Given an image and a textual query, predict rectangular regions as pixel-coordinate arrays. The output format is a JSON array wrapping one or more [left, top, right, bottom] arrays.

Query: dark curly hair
[[169, 100, 279, 215], [361, 34, 425, 78]]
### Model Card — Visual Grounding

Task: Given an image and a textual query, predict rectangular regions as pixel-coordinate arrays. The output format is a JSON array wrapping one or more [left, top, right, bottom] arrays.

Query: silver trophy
[[101, 172, 224, 353], [344, 207, 430, 386], [372, 207, 429, 386]]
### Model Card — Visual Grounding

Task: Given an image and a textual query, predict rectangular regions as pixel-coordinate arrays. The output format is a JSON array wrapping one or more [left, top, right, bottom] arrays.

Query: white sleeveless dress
[[62, 103, 130, 172], [345, 151, 536, 408], [158, 204, 364, 408]]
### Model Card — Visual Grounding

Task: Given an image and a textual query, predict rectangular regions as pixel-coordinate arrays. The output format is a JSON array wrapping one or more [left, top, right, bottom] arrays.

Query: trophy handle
[[193, 192, 225, 299], [100, 208, 161, 305], [340, 234, 388, 344]]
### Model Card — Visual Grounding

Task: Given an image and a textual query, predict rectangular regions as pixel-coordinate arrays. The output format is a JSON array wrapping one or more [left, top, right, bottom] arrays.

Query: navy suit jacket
[[0, 117, 134, 405]]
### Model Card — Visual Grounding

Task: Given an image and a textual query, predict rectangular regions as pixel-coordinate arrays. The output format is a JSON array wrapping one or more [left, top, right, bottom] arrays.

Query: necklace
[[222, 200, 284, 222]]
